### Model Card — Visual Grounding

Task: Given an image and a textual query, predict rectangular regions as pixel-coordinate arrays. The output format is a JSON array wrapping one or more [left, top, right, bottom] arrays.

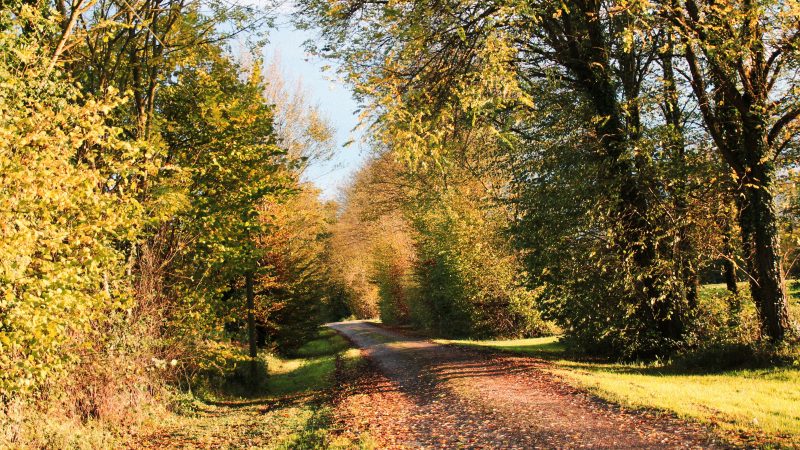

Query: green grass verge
[[291, 328, 352, 358], [552, 361, 800, 447], [139, 328, 372, 449], [266, 330, 353, 397]]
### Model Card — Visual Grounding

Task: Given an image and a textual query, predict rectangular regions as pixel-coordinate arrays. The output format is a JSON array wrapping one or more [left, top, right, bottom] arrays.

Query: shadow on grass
[[203, 391, 323, 410], [484, 341, 568, 358], [448, 336, 582, 362], [195, 327, 351, 404], [449, 333, 800, 377]]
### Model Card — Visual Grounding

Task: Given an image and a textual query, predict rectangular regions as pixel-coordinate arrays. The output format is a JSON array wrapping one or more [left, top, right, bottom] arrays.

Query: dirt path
[[328, 320, 727, 449]]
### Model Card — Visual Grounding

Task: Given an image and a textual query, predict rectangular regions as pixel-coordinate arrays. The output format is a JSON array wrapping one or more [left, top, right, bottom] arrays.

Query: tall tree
[[664, 0, 800, 341]]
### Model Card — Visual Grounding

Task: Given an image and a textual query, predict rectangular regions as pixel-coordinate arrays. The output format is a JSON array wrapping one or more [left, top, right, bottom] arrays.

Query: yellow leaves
[[0, 22, 146, 398], [552, 2, 571, 19]]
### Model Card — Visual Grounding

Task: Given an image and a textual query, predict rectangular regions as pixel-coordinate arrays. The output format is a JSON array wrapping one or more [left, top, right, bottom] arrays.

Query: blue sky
[[261, 13, 368, 199]]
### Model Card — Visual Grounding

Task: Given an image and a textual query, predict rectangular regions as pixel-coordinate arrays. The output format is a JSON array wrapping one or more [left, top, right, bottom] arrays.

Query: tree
[[254, 186, 341, 351], [663, 0, 800, 341], [1, 0, 343, 439], [157, 55, 288, 356], [262, 55, 336, 174]]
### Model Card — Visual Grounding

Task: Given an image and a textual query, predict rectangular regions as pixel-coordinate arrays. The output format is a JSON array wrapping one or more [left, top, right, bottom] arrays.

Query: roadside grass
[[553, 362, 800, 447], [267, 330, 353, 397], [138, 328, 372, 449], [437, 283, 800, 447], [291, 328, 352, 358]]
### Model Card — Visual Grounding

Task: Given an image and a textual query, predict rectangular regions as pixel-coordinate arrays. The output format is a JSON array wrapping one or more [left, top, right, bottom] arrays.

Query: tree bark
[[246, 271, 257, 358], [245, 271, 259, 384], [722, 221, 739, 296], [737, 164, 792, 341]]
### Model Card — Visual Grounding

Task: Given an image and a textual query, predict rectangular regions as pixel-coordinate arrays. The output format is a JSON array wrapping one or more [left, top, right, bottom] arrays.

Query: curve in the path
[[328, 320, 726, 450]]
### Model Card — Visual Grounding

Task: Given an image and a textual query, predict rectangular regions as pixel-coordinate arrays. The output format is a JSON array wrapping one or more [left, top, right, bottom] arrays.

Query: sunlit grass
[[263, 329, 353, 396], [265, 354, 336, 396], [436, 335, 566, 357], [553, 362, 800, 444], [701, 280, 800, 315], [292, 328, 351, 358], [140, 328, 368, 448], [263, 328, 350, 389]]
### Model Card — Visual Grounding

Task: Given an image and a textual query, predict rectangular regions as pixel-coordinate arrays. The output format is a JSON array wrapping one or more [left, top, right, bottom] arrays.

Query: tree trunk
[[722, 222, 739, 296], [659, 38, 698, 313], [245, 271, 259, 383], [723, 257, 739, 294], [246, 271, 257, 358], [721, 219, 741, 326], [737, 165, 792, 341]]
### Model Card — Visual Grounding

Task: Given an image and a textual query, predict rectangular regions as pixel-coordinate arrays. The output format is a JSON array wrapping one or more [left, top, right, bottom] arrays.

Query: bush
[[191, 342, 268, 398], [410, 193, 553, 339]]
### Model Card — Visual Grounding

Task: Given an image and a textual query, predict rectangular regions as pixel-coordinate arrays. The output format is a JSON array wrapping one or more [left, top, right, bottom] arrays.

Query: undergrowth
[[133, 327, 371, 449]]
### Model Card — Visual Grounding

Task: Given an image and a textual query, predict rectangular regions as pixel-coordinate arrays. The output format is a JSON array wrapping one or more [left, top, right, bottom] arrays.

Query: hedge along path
[[328, 320, 726, 449]]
